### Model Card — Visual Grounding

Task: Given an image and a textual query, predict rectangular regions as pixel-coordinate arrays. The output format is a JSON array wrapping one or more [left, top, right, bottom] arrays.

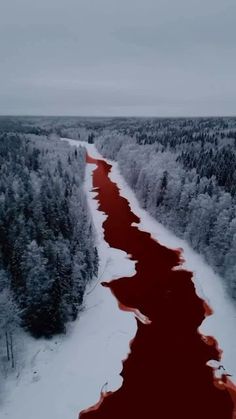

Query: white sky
[[1, 0, 236, 116]]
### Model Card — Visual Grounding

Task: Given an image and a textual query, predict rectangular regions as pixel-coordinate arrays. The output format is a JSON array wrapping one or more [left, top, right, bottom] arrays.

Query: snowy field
[[0, 140, 137, 419]]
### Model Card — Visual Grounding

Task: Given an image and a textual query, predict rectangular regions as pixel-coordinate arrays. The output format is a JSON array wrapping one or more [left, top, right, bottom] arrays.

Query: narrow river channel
[[80, 153, 235, 419]]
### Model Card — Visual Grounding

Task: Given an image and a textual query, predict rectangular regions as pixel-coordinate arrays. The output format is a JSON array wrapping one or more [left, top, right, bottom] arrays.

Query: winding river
[[80, 153, 235, 419]]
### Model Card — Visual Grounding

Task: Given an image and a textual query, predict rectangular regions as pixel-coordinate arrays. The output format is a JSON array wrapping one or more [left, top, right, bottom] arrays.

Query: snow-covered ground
[[2, 137, 235, 419], [65, 138, 236, 383], [0, 141, 137, 419]]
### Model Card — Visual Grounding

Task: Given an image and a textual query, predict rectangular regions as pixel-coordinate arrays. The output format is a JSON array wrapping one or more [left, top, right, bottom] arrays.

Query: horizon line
[[0, 114, 236, 119]]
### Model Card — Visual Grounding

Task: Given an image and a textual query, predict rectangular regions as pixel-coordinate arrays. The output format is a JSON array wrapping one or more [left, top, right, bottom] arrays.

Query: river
[[80, 153, 235, 419]]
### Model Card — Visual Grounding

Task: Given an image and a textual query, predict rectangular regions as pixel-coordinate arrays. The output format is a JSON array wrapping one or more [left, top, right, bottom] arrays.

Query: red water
[[80, 154, 235, 419]]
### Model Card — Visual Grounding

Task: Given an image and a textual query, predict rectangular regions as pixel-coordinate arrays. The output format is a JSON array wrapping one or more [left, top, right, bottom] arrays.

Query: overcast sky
[[0, 0, 236, 116]]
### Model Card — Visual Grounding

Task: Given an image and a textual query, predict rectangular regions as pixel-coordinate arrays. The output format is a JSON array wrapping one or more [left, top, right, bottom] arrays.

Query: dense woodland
[[94, 117, 236, 300], [0, 131, 98, 373], [1, 115, 236, 369]]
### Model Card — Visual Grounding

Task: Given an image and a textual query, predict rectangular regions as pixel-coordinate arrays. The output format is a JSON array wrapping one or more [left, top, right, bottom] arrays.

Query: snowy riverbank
[[0, 140, 137, 419]]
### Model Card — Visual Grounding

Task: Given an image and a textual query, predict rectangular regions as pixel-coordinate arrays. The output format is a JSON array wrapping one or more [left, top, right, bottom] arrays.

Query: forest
[[0, 130, 98, 372], [94, 117, 236, 301], [1, 115, 236, 366], [1, 115, 236, 406]]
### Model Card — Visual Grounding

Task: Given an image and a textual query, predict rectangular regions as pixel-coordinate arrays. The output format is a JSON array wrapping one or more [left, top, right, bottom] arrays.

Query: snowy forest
[[0, 129, 98, 372], [94, 117, 236, 300], [1, 116, 236, 305], [1, 115, 236, 416], [1, 115, 236, 372]]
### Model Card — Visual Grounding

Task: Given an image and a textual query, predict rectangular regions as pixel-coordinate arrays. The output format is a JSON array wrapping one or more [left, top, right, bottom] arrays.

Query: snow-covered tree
[[0, 132, 98, 337], [0, 269, 21, 368]]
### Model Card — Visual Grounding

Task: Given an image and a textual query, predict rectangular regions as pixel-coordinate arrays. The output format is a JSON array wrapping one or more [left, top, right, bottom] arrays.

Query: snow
[[2, 136, 235, 419], [65, 139, 236, 383], [0, 140, 137, 419]]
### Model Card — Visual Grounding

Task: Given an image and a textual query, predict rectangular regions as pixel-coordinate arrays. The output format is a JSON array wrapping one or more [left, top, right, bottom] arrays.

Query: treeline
[[0, 133, 98, 353], [95, 120, 236, 300], [0, 116, 103, 143]]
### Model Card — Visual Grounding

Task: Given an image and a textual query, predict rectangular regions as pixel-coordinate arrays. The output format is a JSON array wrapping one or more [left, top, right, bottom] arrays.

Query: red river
[[80, 154, 236, 419]]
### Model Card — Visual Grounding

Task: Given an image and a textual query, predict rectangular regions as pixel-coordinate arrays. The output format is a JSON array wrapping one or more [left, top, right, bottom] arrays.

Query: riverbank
[[68, 139, 236, 419], [0, 141, 136, 419]]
